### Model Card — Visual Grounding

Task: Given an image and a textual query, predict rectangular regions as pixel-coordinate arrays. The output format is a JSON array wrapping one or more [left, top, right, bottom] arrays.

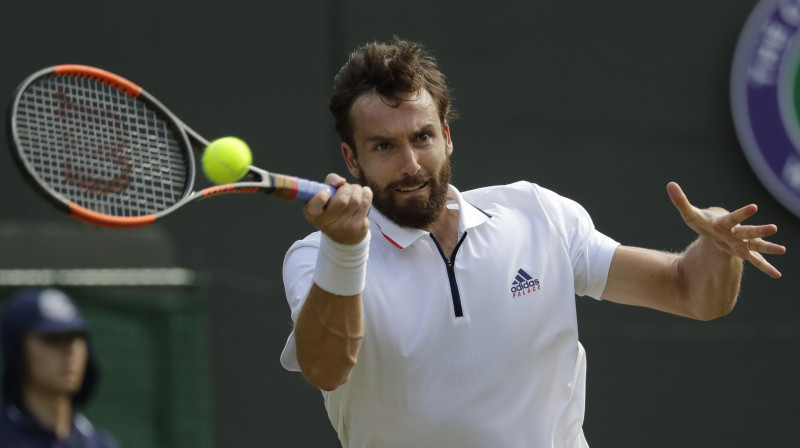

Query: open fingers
[[666, 182, 694, 218], [668, 182, 785, 279], [718, 203, 758, 230], [732, 223, 778, 241], [745, 237, 787, 256], [747, 250, 782, 278], [743, 237, 786, 278]]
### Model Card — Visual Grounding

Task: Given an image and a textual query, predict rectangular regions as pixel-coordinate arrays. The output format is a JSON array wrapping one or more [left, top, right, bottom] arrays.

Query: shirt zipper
[[430, 232, 468, 318]]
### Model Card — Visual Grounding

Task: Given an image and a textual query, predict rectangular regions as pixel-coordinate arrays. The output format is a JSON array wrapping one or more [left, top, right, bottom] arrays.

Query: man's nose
[[399, 144, 421, 176]]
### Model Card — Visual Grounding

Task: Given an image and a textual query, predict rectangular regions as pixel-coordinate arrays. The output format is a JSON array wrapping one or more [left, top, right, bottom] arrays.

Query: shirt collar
[[5, 404, 41, 434], [369, 184, 492, 249]]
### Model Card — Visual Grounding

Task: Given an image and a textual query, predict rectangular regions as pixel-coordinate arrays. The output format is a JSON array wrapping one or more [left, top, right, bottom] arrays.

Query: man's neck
[[424, 207, 460, 259], [22, 387, 73, 440]]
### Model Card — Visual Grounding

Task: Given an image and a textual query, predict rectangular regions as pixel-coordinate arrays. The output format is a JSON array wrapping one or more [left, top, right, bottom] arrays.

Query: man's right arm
[[293, 174, 372, 391], [295, 285, 364, 391]]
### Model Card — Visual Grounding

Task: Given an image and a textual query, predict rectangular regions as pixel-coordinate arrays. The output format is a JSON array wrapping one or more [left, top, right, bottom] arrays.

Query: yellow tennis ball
[[202, 137, 252, 184]]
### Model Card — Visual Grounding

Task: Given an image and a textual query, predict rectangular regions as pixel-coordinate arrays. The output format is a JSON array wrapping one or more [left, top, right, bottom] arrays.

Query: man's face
[[24, 332, 88, 396], [343, 90, 453, 229]]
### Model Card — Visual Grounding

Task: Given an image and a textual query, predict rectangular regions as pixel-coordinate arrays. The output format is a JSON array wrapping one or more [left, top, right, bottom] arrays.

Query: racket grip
[[294, 178, 337, 202]]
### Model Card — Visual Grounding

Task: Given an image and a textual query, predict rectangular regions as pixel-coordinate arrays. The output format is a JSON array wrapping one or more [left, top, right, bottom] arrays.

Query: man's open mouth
[[396, 182, 428, 192]]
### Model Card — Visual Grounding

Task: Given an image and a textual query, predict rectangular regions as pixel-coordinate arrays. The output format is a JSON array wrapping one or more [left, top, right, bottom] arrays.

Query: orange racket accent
[[200, 185, 260, 198], [69, 203, 156, 228], [54, 65, 143, 98]]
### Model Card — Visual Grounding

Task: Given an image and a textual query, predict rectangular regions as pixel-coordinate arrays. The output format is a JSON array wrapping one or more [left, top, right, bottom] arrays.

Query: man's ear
[[443, 122, 453, 156], [342, 143, 361, 178]]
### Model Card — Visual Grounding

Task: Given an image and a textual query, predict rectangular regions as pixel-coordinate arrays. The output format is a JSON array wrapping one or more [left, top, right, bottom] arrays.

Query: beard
[[359, 160, 451, 229]]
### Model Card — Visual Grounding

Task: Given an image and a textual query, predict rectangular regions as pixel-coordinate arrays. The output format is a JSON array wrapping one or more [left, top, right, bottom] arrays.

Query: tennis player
[[280, 38, 786, 447]]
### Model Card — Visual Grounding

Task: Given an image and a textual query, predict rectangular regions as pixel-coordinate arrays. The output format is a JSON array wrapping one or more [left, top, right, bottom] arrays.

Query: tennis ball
[[202, 137, 252, 184]]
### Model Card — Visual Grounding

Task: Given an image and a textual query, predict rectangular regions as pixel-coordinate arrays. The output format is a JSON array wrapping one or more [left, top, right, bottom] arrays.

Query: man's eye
[[418, 133, 430, 142], [376, 143, 390, 151]]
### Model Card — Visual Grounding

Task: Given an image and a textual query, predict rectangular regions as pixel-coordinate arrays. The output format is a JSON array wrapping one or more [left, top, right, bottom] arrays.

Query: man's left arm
[[602, 182, 787, 321]]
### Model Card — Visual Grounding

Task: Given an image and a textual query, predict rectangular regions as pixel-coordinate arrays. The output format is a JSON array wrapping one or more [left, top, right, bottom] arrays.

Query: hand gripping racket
[[6, 65, 336, 228]]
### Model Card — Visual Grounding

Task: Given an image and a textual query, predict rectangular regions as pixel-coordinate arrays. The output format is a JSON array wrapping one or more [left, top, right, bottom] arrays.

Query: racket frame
[[7, 65, 332, 228]]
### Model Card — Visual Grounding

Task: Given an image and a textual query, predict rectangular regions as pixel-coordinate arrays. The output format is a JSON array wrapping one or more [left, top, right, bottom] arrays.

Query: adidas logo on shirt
[[510, 268, 541, 298]]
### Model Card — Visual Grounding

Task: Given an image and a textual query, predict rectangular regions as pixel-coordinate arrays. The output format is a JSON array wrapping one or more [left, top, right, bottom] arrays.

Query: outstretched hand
[[667, 182, 786, 278]]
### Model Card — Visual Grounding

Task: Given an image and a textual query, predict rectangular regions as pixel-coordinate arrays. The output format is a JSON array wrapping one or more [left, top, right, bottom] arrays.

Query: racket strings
[[14, 75, 189, 216]]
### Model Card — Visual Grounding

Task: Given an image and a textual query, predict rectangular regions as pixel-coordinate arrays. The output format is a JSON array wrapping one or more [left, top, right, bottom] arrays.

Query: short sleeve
[[280, 232, 321, 371], [534, 185, 619, 299], [576, 228, 618, 299]]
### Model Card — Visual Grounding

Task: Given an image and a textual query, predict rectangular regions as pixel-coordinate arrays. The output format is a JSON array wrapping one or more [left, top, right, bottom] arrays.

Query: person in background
[[0, 288, 119, 447]]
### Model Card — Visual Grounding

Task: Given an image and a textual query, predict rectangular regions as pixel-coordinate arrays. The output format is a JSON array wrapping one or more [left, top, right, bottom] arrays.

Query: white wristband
[[313, 230, 370, 296]]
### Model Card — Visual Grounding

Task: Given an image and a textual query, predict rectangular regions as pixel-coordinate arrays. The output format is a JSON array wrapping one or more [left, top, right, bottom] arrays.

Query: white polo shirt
[[281, 181, 619, 448]]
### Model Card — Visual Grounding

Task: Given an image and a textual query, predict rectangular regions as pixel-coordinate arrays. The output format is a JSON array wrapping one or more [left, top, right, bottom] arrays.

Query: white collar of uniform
[[369, 184, 492, 249]]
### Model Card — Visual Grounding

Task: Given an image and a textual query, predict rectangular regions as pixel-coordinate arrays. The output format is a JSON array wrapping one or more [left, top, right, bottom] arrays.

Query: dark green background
[[1, 1, 797, 446]]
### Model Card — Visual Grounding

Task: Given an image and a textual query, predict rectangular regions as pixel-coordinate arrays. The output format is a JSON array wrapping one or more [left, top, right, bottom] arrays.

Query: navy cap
[[2, 288, 98, 408], [1, 288, 88, 335]]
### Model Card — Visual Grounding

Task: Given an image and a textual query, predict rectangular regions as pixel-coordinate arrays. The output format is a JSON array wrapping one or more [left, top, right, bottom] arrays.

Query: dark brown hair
[[330, 37, 457, 152]]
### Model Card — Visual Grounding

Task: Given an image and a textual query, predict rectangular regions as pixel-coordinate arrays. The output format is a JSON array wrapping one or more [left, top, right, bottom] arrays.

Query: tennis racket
[[6, 64, 336, 228]]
